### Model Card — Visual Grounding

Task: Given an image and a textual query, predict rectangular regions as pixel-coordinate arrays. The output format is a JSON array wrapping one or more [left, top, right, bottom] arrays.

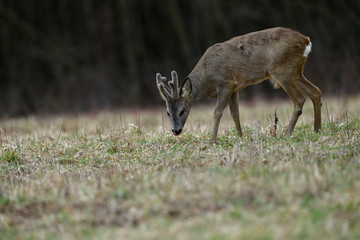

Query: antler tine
[[169, 71, 179, 101], [156, 73, 167, 85], [156, 73, 172, 102]]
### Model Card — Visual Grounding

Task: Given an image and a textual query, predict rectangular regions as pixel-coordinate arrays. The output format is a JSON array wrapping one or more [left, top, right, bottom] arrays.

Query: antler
[[156, 73, 171, 102], [156, 71, 179, 102], [169, 71, 179, 101]]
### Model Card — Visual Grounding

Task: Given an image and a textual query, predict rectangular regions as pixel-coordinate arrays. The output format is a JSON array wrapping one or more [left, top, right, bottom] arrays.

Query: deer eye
[[167, 112, 170, 117], [179, 109, 185, 116]]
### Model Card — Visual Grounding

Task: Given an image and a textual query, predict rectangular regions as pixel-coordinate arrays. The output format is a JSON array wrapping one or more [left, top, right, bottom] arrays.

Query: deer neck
[[187, 73, 207, 105]]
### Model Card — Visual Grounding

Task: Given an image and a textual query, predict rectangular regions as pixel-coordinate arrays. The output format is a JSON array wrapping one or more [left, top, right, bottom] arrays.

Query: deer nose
[[172, 129, 182, 136]]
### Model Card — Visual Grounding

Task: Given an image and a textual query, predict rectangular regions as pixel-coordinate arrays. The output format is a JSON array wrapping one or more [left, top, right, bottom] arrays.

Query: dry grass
[[0, 96, 360, 239]]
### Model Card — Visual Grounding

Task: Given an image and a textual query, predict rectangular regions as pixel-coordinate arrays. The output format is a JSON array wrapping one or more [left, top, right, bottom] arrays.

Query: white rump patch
[[303, 37, 312, 57]]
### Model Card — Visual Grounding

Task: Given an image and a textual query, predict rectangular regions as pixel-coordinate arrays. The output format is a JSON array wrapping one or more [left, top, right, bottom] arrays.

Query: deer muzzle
[[172, 129, 182, 136]]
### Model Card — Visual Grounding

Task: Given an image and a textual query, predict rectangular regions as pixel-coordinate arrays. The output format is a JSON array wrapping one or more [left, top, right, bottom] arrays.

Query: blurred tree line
[[0, 0, 359, 116]]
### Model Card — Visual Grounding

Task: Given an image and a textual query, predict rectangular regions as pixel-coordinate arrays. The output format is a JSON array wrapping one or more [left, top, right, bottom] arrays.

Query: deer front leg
[[229, 91, 243, 137], [211, 90, 232, 143]]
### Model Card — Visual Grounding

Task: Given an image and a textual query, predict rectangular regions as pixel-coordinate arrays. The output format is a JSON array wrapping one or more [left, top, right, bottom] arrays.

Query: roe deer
[[156, 27, 322, 143]]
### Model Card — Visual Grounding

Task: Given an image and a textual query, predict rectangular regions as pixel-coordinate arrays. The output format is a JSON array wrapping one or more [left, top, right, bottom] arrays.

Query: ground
[[0, 96, 359, 239]]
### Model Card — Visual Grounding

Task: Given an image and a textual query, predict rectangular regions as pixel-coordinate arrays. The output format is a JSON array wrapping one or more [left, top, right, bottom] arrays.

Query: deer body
[[156, 27, 322, 143]]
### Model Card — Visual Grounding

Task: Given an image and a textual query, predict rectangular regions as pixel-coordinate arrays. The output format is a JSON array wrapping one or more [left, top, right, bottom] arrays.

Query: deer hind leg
[[296, 75, 322, 132], [211, 89, 233, 143], [272, 75, 306, 136], [229, 91, 243, 137]]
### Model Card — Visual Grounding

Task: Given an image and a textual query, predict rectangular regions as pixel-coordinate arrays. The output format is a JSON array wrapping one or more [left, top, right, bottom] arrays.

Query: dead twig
[[270, 107, 278, 136]]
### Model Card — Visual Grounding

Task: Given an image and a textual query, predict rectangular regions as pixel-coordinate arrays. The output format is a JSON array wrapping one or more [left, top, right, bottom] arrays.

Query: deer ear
[[180, 78, 192, 99]]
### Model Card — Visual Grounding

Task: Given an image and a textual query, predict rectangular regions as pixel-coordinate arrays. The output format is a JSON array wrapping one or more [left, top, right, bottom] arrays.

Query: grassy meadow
[[0, 96, 360, 239]]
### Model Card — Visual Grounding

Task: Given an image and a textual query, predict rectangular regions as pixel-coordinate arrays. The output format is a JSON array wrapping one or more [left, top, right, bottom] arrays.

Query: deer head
[[156, 71, 192, 136]]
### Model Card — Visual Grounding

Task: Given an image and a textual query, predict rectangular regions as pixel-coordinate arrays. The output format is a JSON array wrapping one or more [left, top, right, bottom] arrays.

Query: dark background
[[0, 0, 359, 116]]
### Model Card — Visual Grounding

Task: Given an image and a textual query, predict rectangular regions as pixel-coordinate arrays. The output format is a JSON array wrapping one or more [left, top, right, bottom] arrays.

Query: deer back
[[188, 27, 311, 92]]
